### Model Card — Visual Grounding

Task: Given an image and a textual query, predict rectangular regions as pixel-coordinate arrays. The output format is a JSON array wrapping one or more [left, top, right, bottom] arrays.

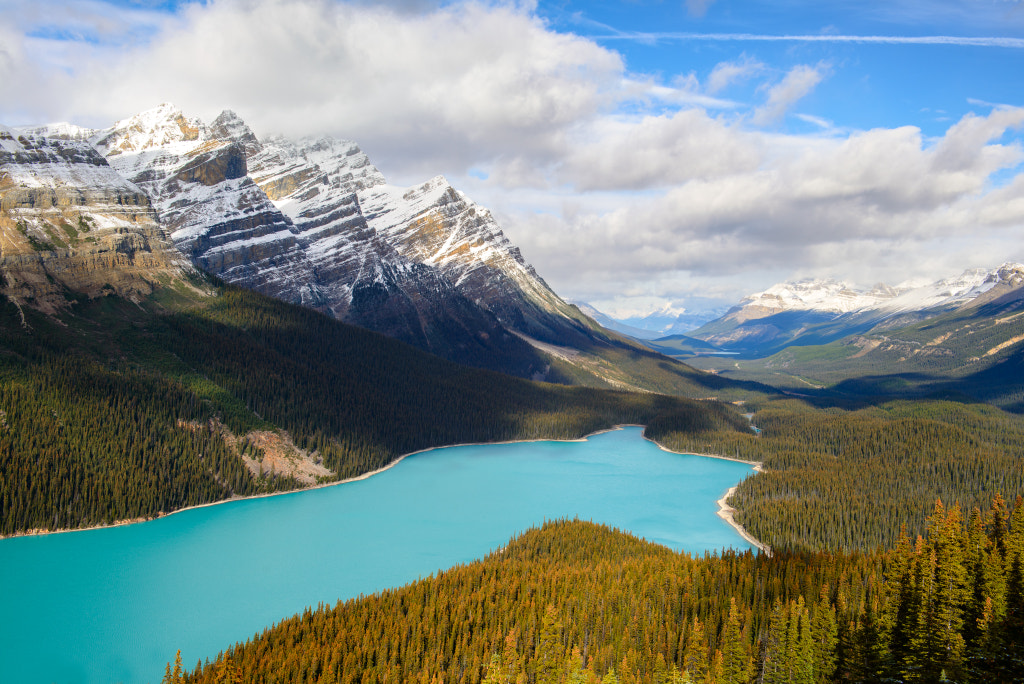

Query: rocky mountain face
[[0, 125, 195, 317], [5, 104, 606, 376], [690, 265, 1024, 356]]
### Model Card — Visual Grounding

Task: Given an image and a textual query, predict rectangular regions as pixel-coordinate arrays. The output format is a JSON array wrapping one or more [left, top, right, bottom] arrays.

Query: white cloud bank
[[3, 0, 1024, 311]]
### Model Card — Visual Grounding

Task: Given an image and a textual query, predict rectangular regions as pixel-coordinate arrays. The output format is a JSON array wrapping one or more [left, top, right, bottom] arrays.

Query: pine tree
[[719, 598, 749, 684], [535, 605, 564, 684], [810, 589, 838, 684], [682, 616, 708, 684]]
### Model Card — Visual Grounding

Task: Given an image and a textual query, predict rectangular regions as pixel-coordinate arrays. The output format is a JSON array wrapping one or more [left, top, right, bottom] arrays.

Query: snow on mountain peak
[[13, 122, 96, 141], [743, 278, 885, 314], [210, 110, 260, 153], [738, 264, 1024, 317], [92, 103, 205, 156]]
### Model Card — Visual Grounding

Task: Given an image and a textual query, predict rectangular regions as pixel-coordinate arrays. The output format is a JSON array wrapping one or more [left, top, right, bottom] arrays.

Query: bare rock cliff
[[0, 126, 194, 315]]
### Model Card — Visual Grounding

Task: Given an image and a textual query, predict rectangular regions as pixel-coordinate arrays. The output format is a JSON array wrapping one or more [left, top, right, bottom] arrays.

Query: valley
[[1, 105, 1022, 684]]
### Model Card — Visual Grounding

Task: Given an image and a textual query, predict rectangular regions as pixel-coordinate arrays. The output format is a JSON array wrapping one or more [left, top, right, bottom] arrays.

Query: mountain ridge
[[688, 263, 1024, 356], [3, 104, 736, 397]]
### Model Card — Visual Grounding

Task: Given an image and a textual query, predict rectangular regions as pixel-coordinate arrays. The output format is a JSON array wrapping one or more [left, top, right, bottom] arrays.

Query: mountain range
[[3, 105, 615, 377], [575, 302, 729, 340], [656, 265, 1024, 411], [674, 264, 1024, 356]]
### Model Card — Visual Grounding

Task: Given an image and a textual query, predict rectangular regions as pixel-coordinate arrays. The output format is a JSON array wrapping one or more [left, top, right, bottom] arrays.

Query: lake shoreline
[[640, 434, 768, 556], [2, 424, 768, 554], [716, 486, 772, 556]]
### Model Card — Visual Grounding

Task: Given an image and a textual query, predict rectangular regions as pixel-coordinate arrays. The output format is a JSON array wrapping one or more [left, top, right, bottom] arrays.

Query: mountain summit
[[81, 104, 602, 376]]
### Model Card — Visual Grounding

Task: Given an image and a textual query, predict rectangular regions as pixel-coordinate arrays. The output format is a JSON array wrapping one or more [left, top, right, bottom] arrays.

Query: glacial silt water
[[0, 427, 756, 684]]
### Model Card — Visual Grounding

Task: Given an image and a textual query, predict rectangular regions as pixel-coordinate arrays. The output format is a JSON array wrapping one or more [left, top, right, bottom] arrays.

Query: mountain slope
[[6, 105, 746, 398], [86, 105, 610, 378], [690, 274, 1024, 411]]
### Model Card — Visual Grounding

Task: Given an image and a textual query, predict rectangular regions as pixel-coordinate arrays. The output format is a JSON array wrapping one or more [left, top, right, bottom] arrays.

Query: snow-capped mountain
[[733, 266, 1024, 319], [733, 268, 1024, 319], [691, 265, 1024, 356], [9, 103, 603, 375], [0, 124, 193, 314], [736, 279, 893, 318]]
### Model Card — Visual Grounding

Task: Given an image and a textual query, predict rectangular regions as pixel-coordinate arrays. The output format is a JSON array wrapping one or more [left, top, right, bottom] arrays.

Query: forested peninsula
[[176, 497, 1024, 684]]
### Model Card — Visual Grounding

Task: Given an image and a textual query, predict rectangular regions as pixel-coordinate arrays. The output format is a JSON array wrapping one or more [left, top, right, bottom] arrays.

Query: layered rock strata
[[0, 125, 193, 315]]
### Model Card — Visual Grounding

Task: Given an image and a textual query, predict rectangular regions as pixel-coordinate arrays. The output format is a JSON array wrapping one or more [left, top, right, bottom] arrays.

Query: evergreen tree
[[682, 617, 708, 684], [719, 598, 749, 684], [535, 605, 564, 684], [810, 589, 838, 684]]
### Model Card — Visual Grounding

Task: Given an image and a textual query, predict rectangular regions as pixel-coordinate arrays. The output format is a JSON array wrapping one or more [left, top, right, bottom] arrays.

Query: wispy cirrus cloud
[[591, 32, 1024, 49]]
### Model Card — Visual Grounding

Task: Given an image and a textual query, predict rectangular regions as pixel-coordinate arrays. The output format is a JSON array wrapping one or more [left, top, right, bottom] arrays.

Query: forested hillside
[[0, 281, 752, 536], [651, 398, 1024, 552], [177, 499, 1023, 684]]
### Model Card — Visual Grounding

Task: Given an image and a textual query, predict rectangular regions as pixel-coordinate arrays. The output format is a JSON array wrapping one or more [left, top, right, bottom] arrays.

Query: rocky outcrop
[[0, 126, 194, 315]]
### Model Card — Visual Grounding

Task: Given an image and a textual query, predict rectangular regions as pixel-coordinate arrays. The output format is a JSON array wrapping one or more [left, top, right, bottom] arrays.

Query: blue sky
[[547, 0, 1024, 137], [3, 0, 1024, 316]]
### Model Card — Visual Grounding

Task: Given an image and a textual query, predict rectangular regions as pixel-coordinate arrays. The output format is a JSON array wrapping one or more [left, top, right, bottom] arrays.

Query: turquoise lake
[[0, 426, 756, 684]]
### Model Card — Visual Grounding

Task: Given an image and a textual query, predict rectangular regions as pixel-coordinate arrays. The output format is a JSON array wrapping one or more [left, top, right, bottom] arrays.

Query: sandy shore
[[3, 424, 769, 551], [716, 486, 772, 556]]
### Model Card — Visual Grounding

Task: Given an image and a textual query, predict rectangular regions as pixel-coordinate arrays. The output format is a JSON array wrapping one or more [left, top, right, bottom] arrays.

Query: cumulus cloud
[[752, 63, 828, 126], [504, 107, 1024, 304], [555, 110, 760, 191], [5, 0, 624, 179]]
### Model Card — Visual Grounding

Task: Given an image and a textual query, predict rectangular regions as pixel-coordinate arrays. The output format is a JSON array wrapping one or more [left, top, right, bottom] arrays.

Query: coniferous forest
[[177, 497, 1024, 684], [649, 398, 1024, 552]]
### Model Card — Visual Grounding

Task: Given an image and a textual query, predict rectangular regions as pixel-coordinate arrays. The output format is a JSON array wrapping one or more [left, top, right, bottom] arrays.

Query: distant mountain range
[[576, 302, 729, 340], [672, 265, 1024, 412], [685, 264, 1024, 357]]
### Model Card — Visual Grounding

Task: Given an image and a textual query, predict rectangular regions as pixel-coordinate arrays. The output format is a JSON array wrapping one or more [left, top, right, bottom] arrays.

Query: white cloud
[[501, 108, 1024, 305], [752, 63, 828, 126], [706, 55, 763, 94], [4, 0, 624, 180], [556, 109, 760, 191]]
